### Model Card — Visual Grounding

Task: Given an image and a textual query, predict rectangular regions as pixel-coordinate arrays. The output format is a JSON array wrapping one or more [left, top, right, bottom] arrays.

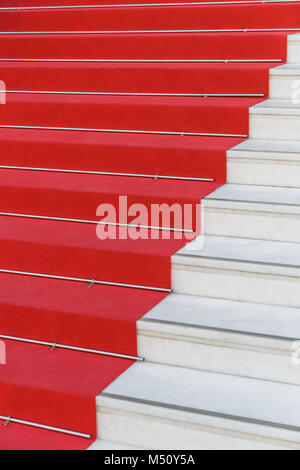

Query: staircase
[[0, 0, 299, 451], [97, 20, 300, 451]]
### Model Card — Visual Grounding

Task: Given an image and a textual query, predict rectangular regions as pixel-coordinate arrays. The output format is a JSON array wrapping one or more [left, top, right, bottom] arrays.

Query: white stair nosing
[[100, 391, 300, 434], [97, 395, 299, 449], [88, 439, 144, 450], [139, 316, 298, 343], [250, 99, 300, 115], [174, 243, 300, 273], [228, 138, 300, 158], [226, 140, 300, 187], [270, 64, 300, 76], [205, 183, 300, 207], [175, 235, 300, 267], [171, 236, 300, 306], [96, 363, 300, 448], [137, 293, 300, 384]]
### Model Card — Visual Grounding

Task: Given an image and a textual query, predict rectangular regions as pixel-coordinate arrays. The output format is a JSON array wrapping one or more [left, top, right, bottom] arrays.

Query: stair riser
[[269, 74, 299, 100], [287, 35, 300, 64], [250, 114, 300, 141], [203, 204, 300, 243], [171, 262, 300, 307], [137, 329, 299, 385], [96, 400, 295, 450], [227, 151, 300, 188]]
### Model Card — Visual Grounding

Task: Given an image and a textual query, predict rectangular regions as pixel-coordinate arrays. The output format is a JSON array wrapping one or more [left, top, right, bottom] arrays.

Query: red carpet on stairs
[[0, 0, 295, 450]]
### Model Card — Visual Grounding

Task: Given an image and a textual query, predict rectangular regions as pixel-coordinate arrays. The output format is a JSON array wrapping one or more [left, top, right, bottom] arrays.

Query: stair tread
[[0, 339, 132, 434], [0, 92, 256, 136], [0, 168, 216, 206], [270, 63, 300, 74], [0, 215, 182, 254], [0, 169, 217, 223], [0, 418, 89, 450], [0, 272, 165, 353], [206, 183, 300, 206], [251, 98, 300, 113], [0, 31, 287, 61], [230, 138, 300, 155], [1, 2, 299, 32], [0, 127, 231, 180], [0, 126, 237, 150], [0, 215, 187, 288], [140, 293, 300, 340], [99, 361, 300, 430], [175, 235, 300, 268], [0, 61, 270, 95]]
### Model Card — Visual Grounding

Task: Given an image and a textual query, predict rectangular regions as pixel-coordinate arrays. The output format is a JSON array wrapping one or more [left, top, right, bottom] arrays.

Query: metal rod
[[0, 58, 282, 63], [0, 269, 172, 293], [5, 90, 265, 98], [0, 165, 215, 182], [0, 125, 248, 138], [0, 1, 298, 10], [0, 415, 91, 439], [0, 28, 298, 34], [0, 212, 195, 234], [0, 334, 143, 362]]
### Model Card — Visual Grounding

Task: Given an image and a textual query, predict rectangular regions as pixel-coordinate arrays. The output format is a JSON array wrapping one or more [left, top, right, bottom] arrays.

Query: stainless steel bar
[[5, 90, 265, 97], [0, 334, 144, 362], [0, 415, 91, 439], [0, 1, 298, 10], [0, 58, 282, 63], [0, 212, 195, 234], [0, 268, 172, 293], [0, 165, 215, 182], [0, 28, 298, 33], [0, 124, 248, 138]]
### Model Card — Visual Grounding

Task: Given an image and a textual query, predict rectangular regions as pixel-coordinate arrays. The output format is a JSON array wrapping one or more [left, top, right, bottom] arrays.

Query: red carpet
[[0, 93, 260, 135], [0, 0, 294, 450], [0, 3, 300, 31]]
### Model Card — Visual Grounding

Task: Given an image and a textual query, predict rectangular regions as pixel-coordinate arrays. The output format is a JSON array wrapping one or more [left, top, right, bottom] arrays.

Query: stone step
[[138, 293, 300, 385], [204, 183, 300, 243], [97, 362, 300, 450], [287, 32, 300, 64], [269, 63, 300, 100], [172, 235, 300, 307], [227, 138, 300, 188], [250, 99, 300, 141]]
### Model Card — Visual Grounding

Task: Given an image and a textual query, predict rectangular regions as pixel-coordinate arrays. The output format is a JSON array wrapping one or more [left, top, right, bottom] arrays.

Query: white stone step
[[88, 439, 143, 450], [203, 183, 300, 243], [227, 138, 300, 188], [172, 235, 300, 307], [250, 99, 300, 141], [269, 64, 300, 100], [97, 362, 300, 450], [287, 33, 300, 65], [137, 293, 300, 385]]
